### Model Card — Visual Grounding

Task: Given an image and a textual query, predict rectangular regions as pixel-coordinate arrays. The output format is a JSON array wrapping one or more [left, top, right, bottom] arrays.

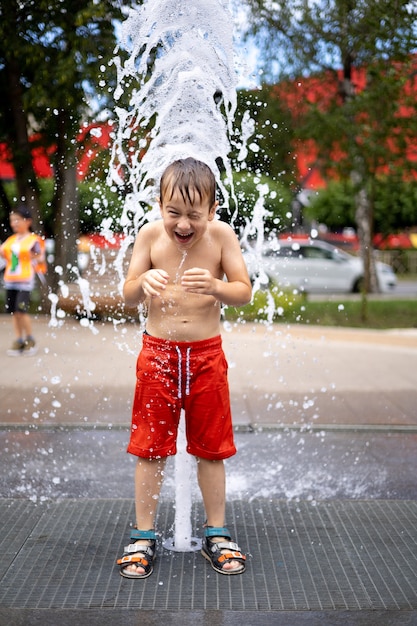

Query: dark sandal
[[201, 526, 246, 575], [117, 529, 156, 579]]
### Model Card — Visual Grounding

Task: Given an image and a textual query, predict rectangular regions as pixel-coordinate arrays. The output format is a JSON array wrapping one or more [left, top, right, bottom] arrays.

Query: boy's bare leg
[[12, 312, 25, 338], [123, 457, 166, 576], [134, 457, 166, 528], [12, 312, 33, 340], [197, 457, 242, 572], [20, 313, 33, 338]]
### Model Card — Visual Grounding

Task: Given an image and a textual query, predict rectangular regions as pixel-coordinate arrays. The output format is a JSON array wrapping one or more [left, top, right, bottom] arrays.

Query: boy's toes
[[124, 563, 146, 576], [221, 559, 243, 572]]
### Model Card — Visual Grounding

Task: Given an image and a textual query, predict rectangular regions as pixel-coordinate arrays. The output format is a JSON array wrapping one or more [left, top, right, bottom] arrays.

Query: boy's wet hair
[[160, 157, 216, 208]]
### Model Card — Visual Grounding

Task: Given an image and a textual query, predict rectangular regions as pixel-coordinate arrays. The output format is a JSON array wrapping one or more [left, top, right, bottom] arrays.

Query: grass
[[224, 287, 417, 329]]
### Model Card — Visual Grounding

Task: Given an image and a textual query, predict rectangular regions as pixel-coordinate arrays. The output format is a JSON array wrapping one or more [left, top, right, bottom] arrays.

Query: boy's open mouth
[[175, 231, 193, 243]]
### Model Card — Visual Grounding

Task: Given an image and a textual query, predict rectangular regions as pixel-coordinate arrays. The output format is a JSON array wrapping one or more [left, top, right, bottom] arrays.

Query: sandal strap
[[217, 551, 246, 565], [204, 526, 231, 539], [130, 528, 156, 542], [123, 543, 155, 557], [117, 554, 151, 567], [207, 540, 240, 553]]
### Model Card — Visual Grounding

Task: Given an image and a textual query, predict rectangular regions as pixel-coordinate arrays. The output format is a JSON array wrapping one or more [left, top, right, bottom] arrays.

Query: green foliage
[[224, 289, 417, 329], [224, 284, 305, 323], [228, 85, 298, 236], [234, 86, 297, 186], [306, 178, 417, 233], [0, 1, 127, 146], [77, 182, 124, 234], [305, 180, 356, 230], [231, 170, 293, 234], [373, 178, 417, 235], [245, 0, 417, 82]]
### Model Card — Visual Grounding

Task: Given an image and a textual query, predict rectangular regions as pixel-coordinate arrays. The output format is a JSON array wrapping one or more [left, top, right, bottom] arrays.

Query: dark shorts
[[5, 289, 31, 314], [127, 333, 236, 461]]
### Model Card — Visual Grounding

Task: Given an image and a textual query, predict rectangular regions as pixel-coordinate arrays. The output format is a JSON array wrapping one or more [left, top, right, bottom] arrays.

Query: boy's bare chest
[[151, 240, 221, 280]]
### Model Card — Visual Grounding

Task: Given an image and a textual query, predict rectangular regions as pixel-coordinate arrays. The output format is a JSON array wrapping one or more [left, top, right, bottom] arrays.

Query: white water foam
[[110, 0, 240, 233]]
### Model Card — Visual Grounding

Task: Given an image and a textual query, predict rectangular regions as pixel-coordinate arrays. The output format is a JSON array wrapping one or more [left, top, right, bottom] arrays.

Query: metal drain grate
[[0, 498, 416, 611]]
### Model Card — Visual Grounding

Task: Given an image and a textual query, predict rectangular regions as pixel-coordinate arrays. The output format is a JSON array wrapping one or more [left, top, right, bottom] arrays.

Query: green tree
[[234, 86, 296, 185], [0, 0, 132, 285], [231, 85, 297, 236], [243, 0, 417, 294], [308, 178, 417, 236]]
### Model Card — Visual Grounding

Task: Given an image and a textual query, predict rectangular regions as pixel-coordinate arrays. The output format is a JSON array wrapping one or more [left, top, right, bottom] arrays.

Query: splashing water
[[174, 251, 188, 285], [110, 0, 240, 235]]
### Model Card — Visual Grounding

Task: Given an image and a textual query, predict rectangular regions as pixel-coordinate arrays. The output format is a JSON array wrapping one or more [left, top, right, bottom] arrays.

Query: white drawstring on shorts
[[175, 346, 191, 398]]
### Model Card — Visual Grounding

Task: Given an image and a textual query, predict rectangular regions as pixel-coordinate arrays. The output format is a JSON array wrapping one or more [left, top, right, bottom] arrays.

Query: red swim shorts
[[127, 333, 236, 461]]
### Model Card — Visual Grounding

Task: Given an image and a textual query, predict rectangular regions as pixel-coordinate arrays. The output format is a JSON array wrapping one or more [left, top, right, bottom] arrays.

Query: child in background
[[0, 205, 45, 356], [118, 157, 252, 579]]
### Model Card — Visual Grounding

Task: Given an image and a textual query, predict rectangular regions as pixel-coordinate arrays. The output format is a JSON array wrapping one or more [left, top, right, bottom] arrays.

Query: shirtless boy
[[117, 157, 252, 579]]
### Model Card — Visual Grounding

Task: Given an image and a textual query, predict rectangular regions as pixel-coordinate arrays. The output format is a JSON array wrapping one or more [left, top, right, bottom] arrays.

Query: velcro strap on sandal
[[130, 529, 156, 542], [117, 554, 149, 566], [123, 543, 154, 556], [204, 526, 231, 539], [208, 540, 239, 553], [218, 551, 246, 564]]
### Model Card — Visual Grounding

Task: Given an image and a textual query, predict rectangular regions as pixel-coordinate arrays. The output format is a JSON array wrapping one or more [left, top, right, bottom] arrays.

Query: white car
[[242, 238, 397, 294]]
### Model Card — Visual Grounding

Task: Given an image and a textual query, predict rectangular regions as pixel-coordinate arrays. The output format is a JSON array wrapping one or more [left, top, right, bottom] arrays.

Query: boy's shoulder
[[209, 218, 236, 239], [141, 219, 163, 233], [136, 219, 164, 240]]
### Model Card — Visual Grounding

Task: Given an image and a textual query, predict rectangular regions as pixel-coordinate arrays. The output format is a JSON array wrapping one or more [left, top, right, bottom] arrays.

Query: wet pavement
[[1, 315, 417, 624]]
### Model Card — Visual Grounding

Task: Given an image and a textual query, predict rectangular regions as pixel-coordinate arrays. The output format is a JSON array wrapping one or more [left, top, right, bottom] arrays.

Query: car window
[[303, 246, 332, 260], [267, 246, 303, 258]]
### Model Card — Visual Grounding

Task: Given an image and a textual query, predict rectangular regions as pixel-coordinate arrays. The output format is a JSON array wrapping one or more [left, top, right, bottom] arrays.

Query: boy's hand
[[141, 269, 169, 297], [181, 267, 216, 295]]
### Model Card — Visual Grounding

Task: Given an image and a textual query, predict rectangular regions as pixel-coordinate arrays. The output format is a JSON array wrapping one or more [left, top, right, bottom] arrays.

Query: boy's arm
[[214, 225, 252, 306], [181, 223, 252, 307], [30, 237, 44, 261], [123, 225, 169, 306]]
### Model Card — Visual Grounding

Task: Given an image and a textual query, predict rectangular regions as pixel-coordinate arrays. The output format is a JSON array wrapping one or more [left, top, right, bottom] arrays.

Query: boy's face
[[9, 212, 31, 235], [159, 187, 217, 250]]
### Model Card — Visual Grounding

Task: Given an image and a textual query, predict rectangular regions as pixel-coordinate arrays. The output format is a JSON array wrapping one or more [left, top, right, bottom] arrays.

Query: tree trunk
[[339, 53, 378, 300], [51, 110, 79, 290], [353, 177, 379, 295], [52, 161, 79, 289], [352, 174, 379, 321], [4, 56, 42, 231]]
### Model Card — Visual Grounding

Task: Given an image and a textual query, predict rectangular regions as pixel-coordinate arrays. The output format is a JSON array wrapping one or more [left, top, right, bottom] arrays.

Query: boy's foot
[[117, 529, 156, 579], [7, 339, 25, 356], [201, 526, 246, 575], [22, 337, 37, 356]]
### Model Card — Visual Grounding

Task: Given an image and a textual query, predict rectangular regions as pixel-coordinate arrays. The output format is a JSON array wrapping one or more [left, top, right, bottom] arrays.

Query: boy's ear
[[157, 197, 163, 214], [208, 201, 218, 221]]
